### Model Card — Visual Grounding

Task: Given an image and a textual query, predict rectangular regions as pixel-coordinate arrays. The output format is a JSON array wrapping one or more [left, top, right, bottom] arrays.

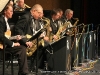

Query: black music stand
[[28, 28, 45, 74]]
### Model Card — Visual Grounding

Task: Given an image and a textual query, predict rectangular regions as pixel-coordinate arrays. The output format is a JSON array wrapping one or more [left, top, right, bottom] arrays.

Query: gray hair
[[65, 9, 73, 16]]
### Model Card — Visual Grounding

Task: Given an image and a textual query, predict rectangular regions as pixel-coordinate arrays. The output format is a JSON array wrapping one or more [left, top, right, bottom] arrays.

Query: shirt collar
[[4, 16, 8, 22], [52, 18, 55, 22]]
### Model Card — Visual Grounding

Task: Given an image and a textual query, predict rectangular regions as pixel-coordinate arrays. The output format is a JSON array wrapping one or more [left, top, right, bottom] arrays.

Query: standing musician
[[0, 4, 31, 75], [14, 4, 52, 71]]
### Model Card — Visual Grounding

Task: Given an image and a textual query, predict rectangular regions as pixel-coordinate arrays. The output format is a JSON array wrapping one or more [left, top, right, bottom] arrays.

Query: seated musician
[[64, 9, 79, 36], [0, 4, 31, 75], [14, 0, 30, 11], [49, 8, 61, 42], [14, 4, 52, 71], [57, 8, 65, 26], [64, 9, 79, 69], [38, 12, 52, 42]]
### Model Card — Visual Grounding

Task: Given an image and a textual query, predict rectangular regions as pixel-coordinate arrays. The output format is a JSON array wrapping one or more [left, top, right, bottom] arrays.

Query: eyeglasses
[[35, 9, 43, 14]]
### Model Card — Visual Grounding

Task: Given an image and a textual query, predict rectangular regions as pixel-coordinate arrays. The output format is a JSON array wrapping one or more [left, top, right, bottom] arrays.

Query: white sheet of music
[[0, 0, 9, 12]]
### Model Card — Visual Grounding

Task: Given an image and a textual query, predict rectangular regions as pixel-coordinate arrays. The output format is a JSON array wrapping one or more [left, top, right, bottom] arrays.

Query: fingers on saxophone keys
[[28, 42, 33, 48]]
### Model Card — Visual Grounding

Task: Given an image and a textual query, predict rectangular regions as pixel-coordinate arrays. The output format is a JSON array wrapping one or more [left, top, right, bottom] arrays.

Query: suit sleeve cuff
[[12, 42, 14, 47]]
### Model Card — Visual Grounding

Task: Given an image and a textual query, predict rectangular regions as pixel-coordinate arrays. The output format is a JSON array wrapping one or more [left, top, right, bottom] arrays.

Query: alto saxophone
[[70, 18, 79, 36], [26, 17, 50, 57], [50, 21, 71, 42]]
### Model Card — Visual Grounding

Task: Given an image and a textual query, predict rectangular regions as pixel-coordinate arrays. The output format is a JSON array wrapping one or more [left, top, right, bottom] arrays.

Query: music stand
[[28, 28, 45, 74]]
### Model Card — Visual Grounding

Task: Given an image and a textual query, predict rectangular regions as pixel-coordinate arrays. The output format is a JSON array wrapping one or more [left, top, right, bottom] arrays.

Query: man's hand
[[53, 35, 58, 40], [14, 42, 20, 46], [16, 35, 22, 40], [26, 41, 33, 48], [49, 27, 52, 31], [44, 36, 49, 41]]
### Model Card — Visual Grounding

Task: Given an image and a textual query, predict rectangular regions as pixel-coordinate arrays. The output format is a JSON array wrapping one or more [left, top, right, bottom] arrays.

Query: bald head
[[30, 4, 43, 19], [31, 4, 43, 12]]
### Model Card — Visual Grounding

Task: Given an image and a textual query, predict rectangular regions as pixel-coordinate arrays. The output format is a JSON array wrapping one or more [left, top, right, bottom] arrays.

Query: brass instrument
[[42, 17, 51, 40], [14, 3, 31, 11], [42, 17, 51, 36], [50, 21, 71, 42], [71, 18, 79, 35], [24, 4, 31, 8], [67, 18, 79, 36], [26, 37, 44, 57], [26, 17, 50, 57]]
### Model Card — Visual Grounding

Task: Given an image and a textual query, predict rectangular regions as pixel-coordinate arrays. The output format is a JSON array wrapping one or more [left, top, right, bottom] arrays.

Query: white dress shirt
[[4, 17, 10, 30], [4, 16, 14, 47]]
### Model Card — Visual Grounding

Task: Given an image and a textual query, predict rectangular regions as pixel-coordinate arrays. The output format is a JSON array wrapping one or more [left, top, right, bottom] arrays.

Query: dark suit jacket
[[0, 15, 13, 47], [15, 12, 41, 44], [50, 19, 59, 34]]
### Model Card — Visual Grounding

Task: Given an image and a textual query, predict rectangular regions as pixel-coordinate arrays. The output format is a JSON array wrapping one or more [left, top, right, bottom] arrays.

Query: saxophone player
[[14, 0, 30, 11], [64, 9, 74, 24], [49, 8, 61, 42], [57, 8, 65, 26], [64, 9, 79, 36], [39, 12, 52, 42], [14, 4, 52, 71]]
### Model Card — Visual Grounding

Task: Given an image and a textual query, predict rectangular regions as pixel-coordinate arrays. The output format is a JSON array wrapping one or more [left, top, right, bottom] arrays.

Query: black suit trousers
[[6, 45, 29, 74]]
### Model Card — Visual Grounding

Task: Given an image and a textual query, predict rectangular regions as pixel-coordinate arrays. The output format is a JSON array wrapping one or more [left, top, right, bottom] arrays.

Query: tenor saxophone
[[26, 17, 50, 57], [26, 38, 44, 57], [50, 21, 71, 42]]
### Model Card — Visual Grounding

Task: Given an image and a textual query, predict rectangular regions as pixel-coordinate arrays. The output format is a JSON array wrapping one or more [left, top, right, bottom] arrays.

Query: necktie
[[54, 21, 57, 27], [32, 19, 36, 34]]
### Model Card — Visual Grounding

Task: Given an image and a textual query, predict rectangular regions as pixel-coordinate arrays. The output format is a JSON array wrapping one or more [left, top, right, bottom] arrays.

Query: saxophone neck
[[24, 4, 31, 8], [73, 18, 79, 21]]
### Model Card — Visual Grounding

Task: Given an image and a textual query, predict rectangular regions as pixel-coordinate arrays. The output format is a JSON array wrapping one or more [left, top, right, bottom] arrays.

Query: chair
[[0, 25, 16, 75], [0, 47, 14, 75]]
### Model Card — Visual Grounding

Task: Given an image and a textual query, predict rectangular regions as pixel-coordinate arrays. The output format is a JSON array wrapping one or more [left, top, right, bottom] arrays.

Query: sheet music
[[0, 0, 9, 12]]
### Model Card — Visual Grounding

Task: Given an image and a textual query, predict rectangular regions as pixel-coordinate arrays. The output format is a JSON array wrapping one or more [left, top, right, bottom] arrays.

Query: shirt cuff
[[12, 42, 14, 47]]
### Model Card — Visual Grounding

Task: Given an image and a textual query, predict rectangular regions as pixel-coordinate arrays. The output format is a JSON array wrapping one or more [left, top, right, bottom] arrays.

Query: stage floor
[[0, 59, 100, 75]]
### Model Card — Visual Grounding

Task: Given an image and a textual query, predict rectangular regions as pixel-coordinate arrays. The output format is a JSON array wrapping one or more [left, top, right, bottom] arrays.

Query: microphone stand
[[86, 25, 90, 60], [66, 24, 83, 68], [96, 25, 99, 58], [85, 24, 93, 60]]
